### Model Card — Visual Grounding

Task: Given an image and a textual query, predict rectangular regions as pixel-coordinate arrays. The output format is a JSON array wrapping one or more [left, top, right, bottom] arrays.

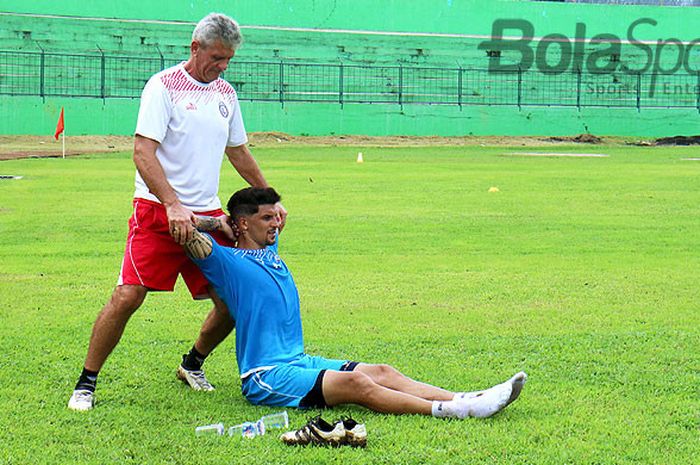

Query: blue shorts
[[241, 354, 358, 408]]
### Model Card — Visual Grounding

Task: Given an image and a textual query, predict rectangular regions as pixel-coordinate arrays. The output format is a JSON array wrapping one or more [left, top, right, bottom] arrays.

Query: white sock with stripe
[[431, 400, 468, 418]]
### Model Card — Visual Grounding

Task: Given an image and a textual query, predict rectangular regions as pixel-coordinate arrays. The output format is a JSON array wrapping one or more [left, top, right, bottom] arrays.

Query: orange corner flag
[[54, 107, 65, 140]]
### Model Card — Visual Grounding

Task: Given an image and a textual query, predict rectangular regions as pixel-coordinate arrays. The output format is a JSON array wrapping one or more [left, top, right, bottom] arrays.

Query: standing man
[[68, 13, 284, 411]]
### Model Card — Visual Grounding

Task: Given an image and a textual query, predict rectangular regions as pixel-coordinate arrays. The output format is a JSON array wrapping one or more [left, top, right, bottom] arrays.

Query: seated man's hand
[[193, 215, 236, 242], [275, 202, 288, 231], [216, 214, 236, 242]]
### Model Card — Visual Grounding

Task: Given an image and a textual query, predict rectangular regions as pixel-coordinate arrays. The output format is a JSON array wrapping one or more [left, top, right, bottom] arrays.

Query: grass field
[[0, 143, 698, 464]]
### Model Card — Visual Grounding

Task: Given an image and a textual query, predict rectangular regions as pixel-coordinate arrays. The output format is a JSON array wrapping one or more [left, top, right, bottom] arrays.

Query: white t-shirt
[[134, 63, 248, 211]]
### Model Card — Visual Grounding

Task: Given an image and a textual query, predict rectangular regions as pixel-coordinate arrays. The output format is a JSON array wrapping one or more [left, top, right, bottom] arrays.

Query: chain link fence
[[1, 49, 699, 111]]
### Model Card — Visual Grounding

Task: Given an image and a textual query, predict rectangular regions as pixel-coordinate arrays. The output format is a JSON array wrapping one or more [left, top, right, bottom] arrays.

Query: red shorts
[[118, 198, 234, 299]]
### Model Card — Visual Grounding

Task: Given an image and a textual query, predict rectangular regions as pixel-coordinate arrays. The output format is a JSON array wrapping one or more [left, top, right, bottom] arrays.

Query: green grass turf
[[0, 144, 698, 464]]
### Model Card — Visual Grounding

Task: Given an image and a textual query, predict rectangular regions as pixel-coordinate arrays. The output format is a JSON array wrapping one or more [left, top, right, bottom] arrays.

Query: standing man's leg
[[68, 285, 148, 411], [178, 287, 234, 390], [193, 287, 234, 356], [69, 198, 188, 410]]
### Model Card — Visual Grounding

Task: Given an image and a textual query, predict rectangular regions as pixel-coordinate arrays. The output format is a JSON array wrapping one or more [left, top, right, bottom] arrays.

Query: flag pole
[[62, 130, 65, 159]]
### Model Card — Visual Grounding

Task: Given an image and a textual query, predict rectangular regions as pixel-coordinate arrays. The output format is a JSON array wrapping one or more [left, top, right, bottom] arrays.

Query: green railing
[[1, 49, 699, 110]]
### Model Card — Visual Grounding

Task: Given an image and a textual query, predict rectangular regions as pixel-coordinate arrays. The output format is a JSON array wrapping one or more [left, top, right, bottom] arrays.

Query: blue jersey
[[193, 236, 305, 378]]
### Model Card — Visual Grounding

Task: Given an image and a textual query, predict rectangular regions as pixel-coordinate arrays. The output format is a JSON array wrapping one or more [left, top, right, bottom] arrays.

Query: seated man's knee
[[365, 363, 399, 385], [344, 371, 377, 398], [323, 369, 382, 407]]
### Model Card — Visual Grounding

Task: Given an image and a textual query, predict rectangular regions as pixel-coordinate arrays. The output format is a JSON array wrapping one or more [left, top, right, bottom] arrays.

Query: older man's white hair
[[192, 13, 243, 50]]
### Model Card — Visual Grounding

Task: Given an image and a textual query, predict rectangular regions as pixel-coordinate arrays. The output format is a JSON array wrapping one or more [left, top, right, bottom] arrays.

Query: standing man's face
[[188, 40, 235, 83]]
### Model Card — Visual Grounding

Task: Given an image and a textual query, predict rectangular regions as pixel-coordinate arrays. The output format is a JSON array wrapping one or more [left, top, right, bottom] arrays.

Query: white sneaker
[[458, 371, 527, 418], [177, 365, 215, 391], [68, 389, 94, 411]]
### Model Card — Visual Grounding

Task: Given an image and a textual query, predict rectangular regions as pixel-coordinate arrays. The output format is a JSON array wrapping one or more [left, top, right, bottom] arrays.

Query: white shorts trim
[[240, 365, 277, 379]]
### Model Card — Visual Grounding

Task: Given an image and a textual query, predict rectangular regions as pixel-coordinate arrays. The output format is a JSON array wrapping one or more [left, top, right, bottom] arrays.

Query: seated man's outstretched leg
[[357, 363, 527, 410], [354, 364, 455, 401], [323, 370, 434, 415], [323, 365, 527, 419]]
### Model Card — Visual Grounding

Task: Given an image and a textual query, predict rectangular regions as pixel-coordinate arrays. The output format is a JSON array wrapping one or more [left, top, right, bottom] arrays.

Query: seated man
[[184, 187, 527, 425]]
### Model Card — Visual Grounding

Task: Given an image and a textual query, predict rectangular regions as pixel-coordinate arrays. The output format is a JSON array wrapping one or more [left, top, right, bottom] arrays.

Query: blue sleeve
[[191, 238, 232, 293]]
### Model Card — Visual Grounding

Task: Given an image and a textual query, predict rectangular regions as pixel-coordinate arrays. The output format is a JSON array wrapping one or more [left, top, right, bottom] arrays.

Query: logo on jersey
[[218, 101, 229, 118], [185, 102, 197, 111]]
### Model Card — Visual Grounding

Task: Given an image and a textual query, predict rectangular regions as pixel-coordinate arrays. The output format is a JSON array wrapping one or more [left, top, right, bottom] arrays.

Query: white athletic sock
[[438, 372, 527, 419], [453, 390, 484, 401], [431, 400, 469, 419]]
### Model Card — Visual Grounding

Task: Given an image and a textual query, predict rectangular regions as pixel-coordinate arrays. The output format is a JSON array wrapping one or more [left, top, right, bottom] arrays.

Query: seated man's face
[[242, 204, 280, 247]]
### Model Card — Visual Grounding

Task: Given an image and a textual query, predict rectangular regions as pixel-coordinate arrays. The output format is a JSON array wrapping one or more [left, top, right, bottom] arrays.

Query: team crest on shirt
[[218, 101, 229, 118]]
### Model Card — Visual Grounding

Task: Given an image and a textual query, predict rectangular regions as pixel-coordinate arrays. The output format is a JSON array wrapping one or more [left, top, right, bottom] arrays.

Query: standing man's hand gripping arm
[[133, 135, 196, 244]]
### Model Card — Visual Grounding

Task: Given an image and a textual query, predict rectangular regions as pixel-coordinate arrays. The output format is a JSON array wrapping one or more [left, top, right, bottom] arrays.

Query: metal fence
[[1, 49, 699, 111]]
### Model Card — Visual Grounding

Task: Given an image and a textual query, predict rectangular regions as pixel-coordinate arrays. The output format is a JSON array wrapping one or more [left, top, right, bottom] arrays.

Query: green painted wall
[[6, 96, 695, 138], [3, 0, 698, 38], [1, 1, 699, 136]]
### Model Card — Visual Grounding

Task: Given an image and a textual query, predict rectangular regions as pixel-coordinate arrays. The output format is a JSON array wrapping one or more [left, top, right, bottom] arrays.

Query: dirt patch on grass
[[653, 135, 700, 146], [248, 132, 616, 148], [0, 132, 641, 160], [543, 134, 603, 144], [626, 135, 700, 147], [0, 135, 133, 160]]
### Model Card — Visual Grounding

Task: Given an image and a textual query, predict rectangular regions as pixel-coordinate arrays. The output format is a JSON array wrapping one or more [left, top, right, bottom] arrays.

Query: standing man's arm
[[133, 134, 196, 244], [225, 144, 288, 227], [225, 144, 268, 187]]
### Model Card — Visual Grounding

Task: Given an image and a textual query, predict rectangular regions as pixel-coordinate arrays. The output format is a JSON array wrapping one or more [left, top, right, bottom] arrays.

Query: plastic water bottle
[[195, 422, 225, 436], [261, 411, 289, 429], [226, 411, 288, 439], [228, 419, 265, 438]]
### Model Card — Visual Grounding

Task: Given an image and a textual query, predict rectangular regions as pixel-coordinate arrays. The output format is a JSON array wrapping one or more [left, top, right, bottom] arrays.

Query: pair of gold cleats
[[280, 415, 367, 447]]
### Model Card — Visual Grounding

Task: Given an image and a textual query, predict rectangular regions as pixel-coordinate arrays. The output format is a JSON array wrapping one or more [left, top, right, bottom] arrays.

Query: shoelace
[[295, 416, 334, 444], [189, 370, 212, 388], [74, 390, 93, 400]]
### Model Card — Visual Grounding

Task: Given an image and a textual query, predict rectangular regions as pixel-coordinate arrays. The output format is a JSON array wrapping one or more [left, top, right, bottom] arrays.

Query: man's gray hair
[[192, 13, 243, 50]]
